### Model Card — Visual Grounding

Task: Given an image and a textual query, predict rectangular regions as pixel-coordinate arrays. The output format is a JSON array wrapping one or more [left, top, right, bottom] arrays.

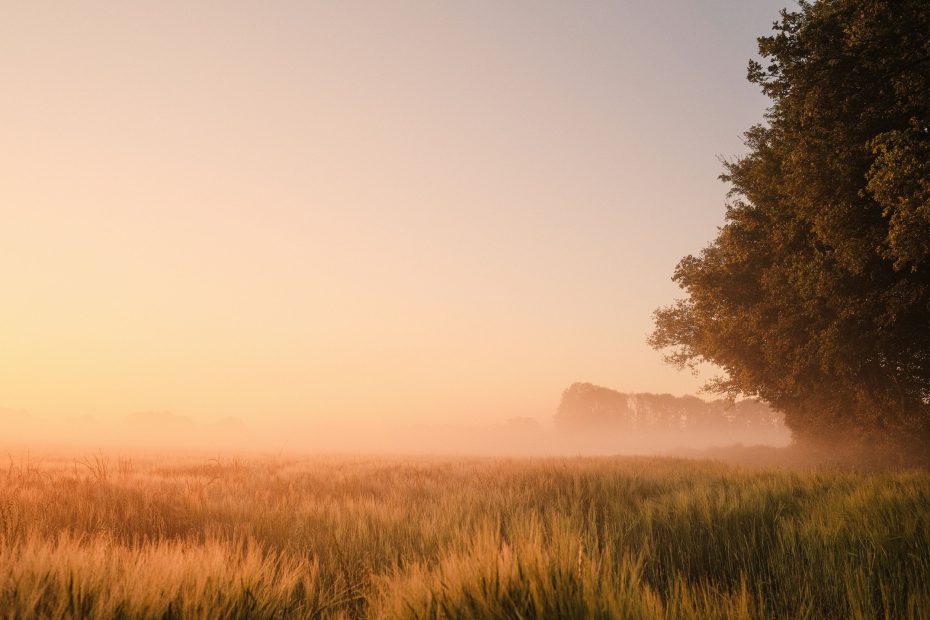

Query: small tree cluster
[[554, 382, 785, 436]]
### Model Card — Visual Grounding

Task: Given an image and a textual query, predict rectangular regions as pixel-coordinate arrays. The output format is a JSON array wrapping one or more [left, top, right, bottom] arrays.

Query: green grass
[[0, 453, 927, 618]]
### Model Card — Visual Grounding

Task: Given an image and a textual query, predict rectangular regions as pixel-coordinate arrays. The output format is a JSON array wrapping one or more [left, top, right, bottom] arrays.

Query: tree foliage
[[650, 0, 930, 451]]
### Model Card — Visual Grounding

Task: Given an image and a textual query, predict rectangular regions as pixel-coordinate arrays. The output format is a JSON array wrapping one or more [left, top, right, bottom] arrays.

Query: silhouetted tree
[[555, 383, 632, 430], [650, 0, 930, 454], [554, 382, 785, 438]]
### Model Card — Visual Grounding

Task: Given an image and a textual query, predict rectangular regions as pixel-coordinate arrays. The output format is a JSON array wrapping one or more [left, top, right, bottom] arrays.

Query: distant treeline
[[555, 383, 786, 436]]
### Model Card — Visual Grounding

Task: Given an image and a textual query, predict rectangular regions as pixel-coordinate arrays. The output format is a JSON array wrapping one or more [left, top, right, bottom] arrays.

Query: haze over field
[[3, 3, 929, 618], [2, 1, 787, 439], [0, 392, 791, 455]]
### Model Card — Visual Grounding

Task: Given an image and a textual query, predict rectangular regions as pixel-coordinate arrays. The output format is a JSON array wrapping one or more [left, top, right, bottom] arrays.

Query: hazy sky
[[2, 1, 791, 426]]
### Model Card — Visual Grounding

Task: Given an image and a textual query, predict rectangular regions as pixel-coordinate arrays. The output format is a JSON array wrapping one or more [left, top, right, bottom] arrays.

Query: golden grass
[[0, 453, 927, 618]]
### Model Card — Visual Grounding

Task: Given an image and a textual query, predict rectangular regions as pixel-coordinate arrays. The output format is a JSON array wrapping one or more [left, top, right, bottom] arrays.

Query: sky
[[1, 1, 792, 428]]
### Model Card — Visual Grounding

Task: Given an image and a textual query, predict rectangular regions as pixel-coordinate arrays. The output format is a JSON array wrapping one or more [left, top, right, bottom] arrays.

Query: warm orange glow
[[1, 2, 783, 440]]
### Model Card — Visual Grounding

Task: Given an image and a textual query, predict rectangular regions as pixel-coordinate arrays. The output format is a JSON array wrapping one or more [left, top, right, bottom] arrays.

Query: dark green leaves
[[651, 0, 930, 454]]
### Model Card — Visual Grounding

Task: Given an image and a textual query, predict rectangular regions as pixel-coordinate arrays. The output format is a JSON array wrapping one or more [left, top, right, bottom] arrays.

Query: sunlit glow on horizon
[[1, 2, 787, 434]]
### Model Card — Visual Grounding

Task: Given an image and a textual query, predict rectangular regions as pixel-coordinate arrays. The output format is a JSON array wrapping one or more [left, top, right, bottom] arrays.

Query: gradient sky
[[2, 1, 791, 426]]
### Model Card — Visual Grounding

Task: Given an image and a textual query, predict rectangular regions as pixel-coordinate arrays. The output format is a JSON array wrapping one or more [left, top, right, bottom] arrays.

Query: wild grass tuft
[[0, 454, 926, 618]]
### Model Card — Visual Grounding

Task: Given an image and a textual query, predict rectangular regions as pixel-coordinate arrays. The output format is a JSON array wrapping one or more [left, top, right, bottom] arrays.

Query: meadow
[[0, 452, 927, 619]]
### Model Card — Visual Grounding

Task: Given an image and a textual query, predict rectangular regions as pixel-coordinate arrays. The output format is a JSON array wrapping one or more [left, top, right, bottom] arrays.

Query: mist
[[0, 393, 790, 458]]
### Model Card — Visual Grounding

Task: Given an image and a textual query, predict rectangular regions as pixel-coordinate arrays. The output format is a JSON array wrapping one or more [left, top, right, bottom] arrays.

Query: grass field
[[0, 452, 928, 619]]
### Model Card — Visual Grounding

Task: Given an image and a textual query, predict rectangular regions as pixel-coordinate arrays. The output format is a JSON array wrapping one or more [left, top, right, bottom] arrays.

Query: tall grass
[[0, 453, 927, 618]]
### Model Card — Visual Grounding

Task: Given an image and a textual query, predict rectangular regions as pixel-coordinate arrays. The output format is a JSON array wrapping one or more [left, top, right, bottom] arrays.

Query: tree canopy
[[650, 0, 930, 454]]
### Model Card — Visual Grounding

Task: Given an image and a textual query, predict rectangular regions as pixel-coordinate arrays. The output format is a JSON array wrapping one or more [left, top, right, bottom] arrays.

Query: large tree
[[650, 0, 930, 454]]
